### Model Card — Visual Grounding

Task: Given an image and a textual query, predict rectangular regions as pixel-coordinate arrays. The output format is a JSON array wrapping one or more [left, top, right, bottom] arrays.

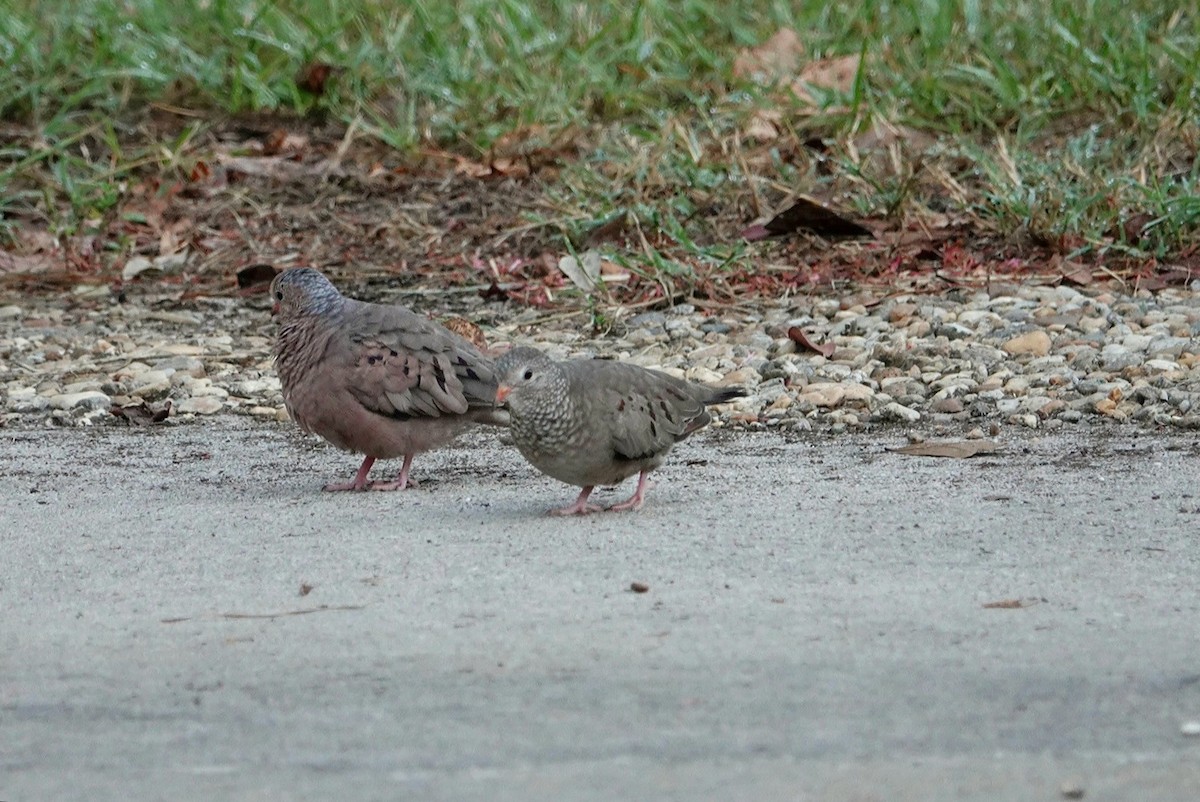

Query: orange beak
[[495, 385, 511, 404]]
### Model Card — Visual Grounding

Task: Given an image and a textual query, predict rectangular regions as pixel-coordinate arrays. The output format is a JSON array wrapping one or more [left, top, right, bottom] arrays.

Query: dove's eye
[[522, 369, 534, 381], [275, 290, 284, 301]]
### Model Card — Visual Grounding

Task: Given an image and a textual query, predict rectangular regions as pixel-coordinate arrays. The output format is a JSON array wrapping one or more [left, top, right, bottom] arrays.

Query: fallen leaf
[[1059, 259, 1094, 286], [888, 440, 1001, 458], [1121, 211, 1155, 245], [787, 326, 836, 357], [110, 400, 172, 426], [743, 196, 874, 241], [262, 128, 309, 157], [733, 28, 805, 83], [584, 211, 630, 246], [296, 62, 337, 95], [982, 598, 1035, 609], [743, 109, 782, 142], [558, 251, 602, 292], [441, 316, 489, 351], [793, 54, 861, 101], [189, 160, 211, 183], [599, 259, 632, 283], [237, 263, 278, 289], [299, 583, 313, 597]]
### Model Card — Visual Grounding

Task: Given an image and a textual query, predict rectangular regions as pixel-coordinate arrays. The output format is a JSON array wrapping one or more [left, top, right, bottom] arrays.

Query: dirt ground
[[4, 115, 1194, 314]]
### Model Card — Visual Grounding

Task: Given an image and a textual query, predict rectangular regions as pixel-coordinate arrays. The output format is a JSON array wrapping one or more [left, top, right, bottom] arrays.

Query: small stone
[[882, 402, 921, 423], [129, 370, 173, 400], [719, 366, 761, 388], [627, 311, 666, 328], [1101, 347, 1142, 372], [630, 581, 650, 593], [1181, 721, 1200, 736], [799, 383, 845, 408], [1059, 779, 1085, 799], [229, 378, 281, 398], [49, 391, 111, 411], [153, 355, 206, 378], [7, 392, 51, 414], [685, 366, 723, 384], [176, 397, 224, 415], [930, 397, 964, 414], [888, 303, 917, 323], [1002, 330, 1052, 356]]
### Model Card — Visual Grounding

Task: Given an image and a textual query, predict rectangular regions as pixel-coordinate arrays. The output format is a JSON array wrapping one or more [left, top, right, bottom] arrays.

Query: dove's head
[[494, 346, 566, 410], [270, 268, 343, 320]]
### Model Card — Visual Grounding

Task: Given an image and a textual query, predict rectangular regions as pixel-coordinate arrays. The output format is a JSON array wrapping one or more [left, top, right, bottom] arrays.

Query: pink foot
[[548, 486, 602, 516], [323, 456, 375, 492], [368, 454, 416, 492], [608, 471, 651, 512]]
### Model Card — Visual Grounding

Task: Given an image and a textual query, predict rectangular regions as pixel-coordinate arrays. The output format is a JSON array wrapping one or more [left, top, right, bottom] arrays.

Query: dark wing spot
[[649, 420, 658, 439], [659, 399, 676, 422], [402, 363, 410, 376], [389, 349, 399, 357], [367, 354, 381, 366], [433, 362, 448, 394], [465, 368, 479, 381], [647, 403, 657, 421]]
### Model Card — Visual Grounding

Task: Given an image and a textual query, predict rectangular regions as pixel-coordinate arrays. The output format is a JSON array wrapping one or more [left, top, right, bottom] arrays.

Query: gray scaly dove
[[495, 346, 744, 515], [270, 268, 506, 491]]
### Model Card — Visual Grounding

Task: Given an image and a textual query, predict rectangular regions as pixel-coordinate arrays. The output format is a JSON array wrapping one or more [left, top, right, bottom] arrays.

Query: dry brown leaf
[[787, 326, 836, 358], [296, 62, 337, 95], [743, 109, 782, 142], [742, 196, 874, 241], [188, 159, 212, 183], [888, 440, 1001, 458], [237, 263, 278, 289], [584, 212, 630, 246], [791, 54, 861, 105], [441, 316, 489, 351], [982, 598, 1030, 609], [1056, 258, 1095, 286], [110, 400, 172, 426], [599, 260, 632, 283], [733, 28, 805, 83], [262, 129, 309, 157]]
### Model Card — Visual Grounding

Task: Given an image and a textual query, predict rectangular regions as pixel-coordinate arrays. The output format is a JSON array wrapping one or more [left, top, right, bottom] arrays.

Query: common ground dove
[[271, 268, 506, 491], [494, 346, 745, 515]]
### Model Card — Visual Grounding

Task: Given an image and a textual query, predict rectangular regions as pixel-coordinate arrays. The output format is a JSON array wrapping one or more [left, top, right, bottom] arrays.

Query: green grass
[[0, 0, 1197, 272]]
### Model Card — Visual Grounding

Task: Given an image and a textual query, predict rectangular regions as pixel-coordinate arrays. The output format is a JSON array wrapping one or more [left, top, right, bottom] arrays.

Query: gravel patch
[[2, 282, 1198, 433]]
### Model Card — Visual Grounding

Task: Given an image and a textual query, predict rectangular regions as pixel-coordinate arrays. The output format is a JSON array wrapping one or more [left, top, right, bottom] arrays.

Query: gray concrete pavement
[[2, 419, 1199, 800]]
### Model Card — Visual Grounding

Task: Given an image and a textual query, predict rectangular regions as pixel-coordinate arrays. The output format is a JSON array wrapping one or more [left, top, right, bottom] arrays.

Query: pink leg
[[609, 471, 651, 512], [548, 486, 603, 516], [323, 456, 376, 492], [369, 454, 418, 491]]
